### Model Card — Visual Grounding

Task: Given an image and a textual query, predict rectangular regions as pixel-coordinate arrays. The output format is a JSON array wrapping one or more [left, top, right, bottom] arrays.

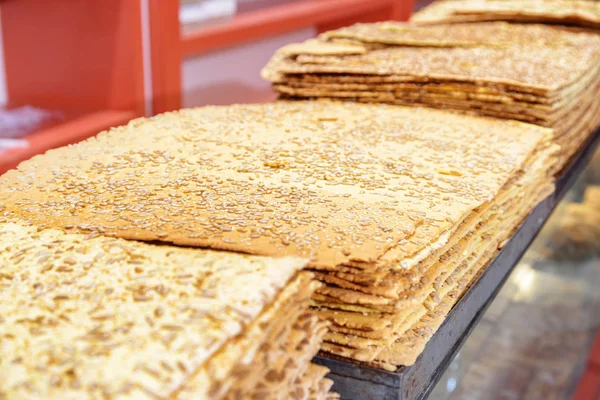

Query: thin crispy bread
[[313, 134, 557, 362], [0, 221, 313, 399], [263, 20, 600, 173], [319, 174, 553, 366], [263, 23, 600, 94], [290, 364, 334, 400], [276, 80, 551, 104], [321, 20, 593, 47], [278, 39, 366, 56], [274, 63, 600, 122], [311, 135, 557, 309], [0, 101, 550, 272], [376, 180, 553, 367], [318, 177, 554, 360], [411, 0, 600, 29], [220, 312, 329, 400], [0, 101, 558, 372], [277, 51, 600, 105], [314, 168, 554, 368], [269, 73, 553, 96]]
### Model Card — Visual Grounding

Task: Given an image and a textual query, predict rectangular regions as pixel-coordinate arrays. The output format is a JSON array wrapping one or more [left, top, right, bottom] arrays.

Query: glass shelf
[[430, 147, 600, 400]]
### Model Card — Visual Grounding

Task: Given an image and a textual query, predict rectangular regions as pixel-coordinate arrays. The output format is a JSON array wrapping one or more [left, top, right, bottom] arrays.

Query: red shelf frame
[[0, 110, 136, 174], [149, 0, 414, 114], [181, 0, 410, 56], [573, 329, 600, 400]]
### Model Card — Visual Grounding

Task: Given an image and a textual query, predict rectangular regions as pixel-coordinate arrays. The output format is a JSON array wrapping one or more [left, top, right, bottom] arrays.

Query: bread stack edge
[[0, 100, 558, 376]]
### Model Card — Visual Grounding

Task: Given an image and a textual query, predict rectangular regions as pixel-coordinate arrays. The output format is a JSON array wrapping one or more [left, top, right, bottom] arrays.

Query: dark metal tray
[[314, 128, 600, 400]]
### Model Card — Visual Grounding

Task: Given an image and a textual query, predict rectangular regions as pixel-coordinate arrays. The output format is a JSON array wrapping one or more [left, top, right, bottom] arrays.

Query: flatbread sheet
[[0, 221, 317, 399], [411, 0, 600, 29], [263, 23, 600, 94], [0, 102, 550, 272]]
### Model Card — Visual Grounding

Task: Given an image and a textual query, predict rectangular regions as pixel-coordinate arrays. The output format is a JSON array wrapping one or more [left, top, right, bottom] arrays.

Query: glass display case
[[431, 147, 600, 399]]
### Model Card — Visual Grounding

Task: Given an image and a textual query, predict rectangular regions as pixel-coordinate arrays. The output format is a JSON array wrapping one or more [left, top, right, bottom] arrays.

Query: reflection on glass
[[511, 263, 536, 301]]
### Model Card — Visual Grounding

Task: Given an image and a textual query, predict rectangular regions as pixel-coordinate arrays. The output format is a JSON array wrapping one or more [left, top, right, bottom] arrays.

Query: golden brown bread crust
[[0, 221, 326, 399], [321, 20, 598, 48], [262, 22, 600, 172], [0, 101, 551, 271], [263, 22, 600, 93], [0, 101, 557, 372], [411, 0, 600, 28]]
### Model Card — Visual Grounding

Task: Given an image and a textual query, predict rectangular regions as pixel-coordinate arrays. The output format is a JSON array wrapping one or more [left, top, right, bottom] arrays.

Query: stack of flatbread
[[262, 21, 600, 170], [0, 221, 335, 399], [0, 101, 558, 370], [411, 0, 600, 29]]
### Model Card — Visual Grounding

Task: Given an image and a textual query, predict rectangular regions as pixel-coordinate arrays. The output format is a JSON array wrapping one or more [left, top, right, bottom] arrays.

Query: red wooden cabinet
[[0, 0, 144, 174]]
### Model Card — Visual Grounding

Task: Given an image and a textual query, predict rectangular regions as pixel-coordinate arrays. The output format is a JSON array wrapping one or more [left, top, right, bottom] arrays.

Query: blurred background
[[0, 1, 598, 399]]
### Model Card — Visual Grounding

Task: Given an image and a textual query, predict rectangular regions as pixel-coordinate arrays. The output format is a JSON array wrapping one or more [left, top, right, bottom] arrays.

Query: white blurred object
[[180, 0, 237, 26], [0, 106, 63, 139], [0, 138, 29, 156], [237, 0, 305, 13]]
